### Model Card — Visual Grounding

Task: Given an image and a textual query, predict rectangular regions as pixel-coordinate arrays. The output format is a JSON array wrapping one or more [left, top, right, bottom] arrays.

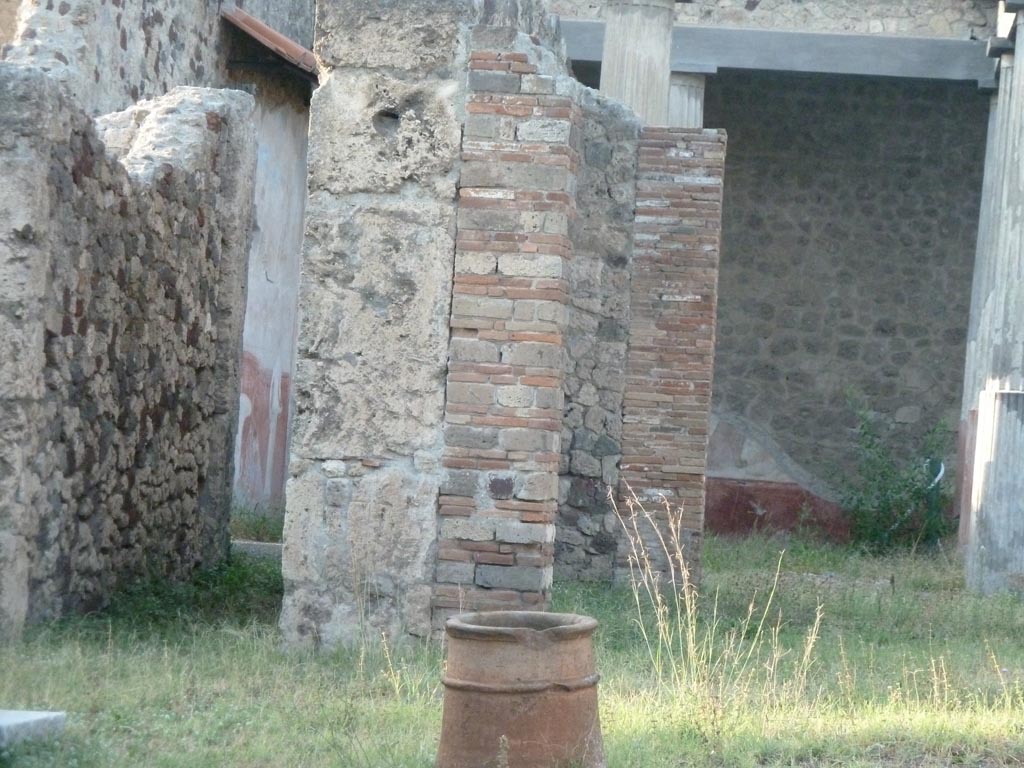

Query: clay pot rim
[[446, 610, 598, 642]]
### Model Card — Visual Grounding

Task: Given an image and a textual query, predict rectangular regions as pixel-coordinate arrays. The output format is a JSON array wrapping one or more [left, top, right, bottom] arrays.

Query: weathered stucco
[[550, 0, 997, 38], [280, 0, 473, 647], [0, 66, 256, 640], [232, 73, 310, 512]]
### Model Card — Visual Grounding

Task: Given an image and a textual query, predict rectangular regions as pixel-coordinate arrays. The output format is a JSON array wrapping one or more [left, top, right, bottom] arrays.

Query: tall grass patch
[[3, 533, 1024, 766]]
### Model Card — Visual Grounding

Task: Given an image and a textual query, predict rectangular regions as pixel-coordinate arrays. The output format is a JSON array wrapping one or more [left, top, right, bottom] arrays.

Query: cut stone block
[[0, 710, 67, 748]]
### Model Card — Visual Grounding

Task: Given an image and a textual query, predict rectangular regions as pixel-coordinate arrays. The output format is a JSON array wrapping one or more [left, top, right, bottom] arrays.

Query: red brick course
[[618, 128, 727, 579], [432, 38, 582, 628]]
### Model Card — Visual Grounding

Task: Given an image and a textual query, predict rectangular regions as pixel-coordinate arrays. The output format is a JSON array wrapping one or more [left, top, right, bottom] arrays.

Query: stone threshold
[[231, 540, 283, 561]]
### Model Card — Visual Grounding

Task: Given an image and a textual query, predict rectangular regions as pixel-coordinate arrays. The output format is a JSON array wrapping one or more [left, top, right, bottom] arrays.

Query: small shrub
[[839, 410, 953, 553]]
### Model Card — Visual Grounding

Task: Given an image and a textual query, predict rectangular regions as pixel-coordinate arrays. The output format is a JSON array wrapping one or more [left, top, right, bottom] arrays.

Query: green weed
[[839, 408, 954, 552]]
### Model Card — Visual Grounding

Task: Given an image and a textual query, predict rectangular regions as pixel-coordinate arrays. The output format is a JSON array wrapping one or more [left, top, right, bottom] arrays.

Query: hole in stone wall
[[372, 109, 401, 139]]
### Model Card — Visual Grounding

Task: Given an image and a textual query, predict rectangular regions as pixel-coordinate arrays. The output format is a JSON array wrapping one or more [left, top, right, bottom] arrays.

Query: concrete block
[[0, 711, 66, 748]]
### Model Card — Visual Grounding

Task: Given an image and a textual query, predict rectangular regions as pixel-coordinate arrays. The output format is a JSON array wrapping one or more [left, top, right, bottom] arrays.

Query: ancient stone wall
[[2, 0, 314, 115], [0, 66, 256, 640], [550, 0, 996, 39], [704, 71, 987, 499], [556, 94, 638, 582], [280, 0, 474, 647]]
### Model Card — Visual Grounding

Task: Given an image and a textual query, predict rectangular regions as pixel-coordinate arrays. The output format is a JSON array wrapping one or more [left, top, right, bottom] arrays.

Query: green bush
[[839, 410, 954, 552]]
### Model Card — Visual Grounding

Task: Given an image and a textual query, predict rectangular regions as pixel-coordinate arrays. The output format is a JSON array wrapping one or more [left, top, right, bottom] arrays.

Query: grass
[[229, 506, 285, 543], [2, 535, 1024, 767]]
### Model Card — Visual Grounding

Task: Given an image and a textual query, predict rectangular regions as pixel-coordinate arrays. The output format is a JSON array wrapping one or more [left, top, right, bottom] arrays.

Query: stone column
[[962, 24, 1024, 587], [967, 390, 1024, 595], [599, 0, 675, 125], [668, 72, 704, 128], [958, 89, 1001, 544], [962, 71, 1013, 430]]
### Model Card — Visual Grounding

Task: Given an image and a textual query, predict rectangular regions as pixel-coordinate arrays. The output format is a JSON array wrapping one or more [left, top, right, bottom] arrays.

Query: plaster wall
[[704, 71, 987, 498], [233, 76, 309, 512], [0, 68, 256, 640], [550, 0, 997, 39]]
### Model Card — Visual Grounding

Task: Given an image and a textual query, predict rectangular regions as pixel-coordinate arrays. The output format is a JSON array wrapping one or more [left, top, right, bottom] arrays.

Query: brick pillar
[[433, 47, 580, 626], [618, 128, 727, 579]]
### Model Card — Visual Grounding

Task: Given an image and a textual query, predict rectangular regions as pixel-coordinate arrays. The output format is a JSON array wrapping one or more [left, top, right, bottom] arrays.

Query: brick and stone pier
[[280, 0, 726, 644]]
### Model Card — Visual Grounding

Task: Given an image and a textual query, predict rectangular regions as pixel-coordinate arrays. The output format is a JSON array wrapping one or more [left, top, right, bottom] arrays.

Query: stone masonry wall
[[3, 0, 314, 115], [0, 65, 256, 640], [433, 12, 582, 628], [280, 0, 474, 647], [617, 128, 727, 582], [556, 93, 639, 582], [704, 71, 987, 493], [549, 0, 996, 39]]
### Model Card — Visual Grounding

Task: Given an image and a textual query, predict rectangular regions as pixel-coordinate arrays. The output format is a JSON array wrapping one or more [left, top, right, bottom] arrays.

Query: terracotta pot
[[436, 611, 605, 768]]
